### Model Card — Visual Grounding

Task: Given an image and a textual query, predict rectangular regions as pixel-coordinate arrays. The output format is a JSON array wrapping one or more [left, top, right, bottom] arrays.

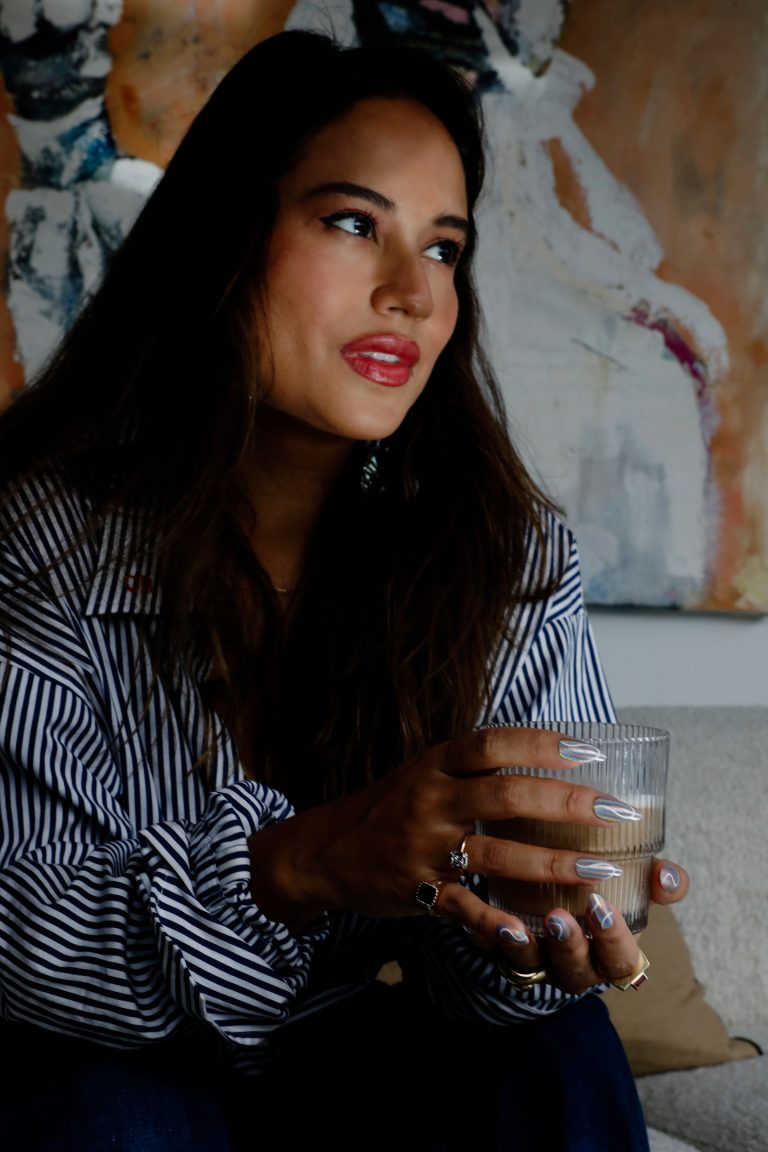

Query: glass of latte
[[478, 722, 669, 937]]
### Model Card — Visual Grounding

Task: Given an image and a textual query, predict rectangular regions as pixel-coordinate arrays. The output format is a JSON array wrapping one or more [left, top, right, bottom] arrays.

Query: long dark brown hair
[[0, 30, 561, 808]]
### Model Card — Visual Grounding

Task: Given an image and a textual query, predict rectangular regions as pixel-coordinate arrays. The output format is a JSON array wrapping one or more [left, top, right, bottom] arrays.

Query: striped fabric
[[0, 470, 615, 1076]]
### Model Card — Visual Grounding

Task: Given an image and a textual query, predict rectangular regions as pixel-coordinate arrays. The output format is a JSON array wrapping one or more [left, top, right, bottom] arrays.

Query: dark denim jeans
[[0, 987, 649, 1151]]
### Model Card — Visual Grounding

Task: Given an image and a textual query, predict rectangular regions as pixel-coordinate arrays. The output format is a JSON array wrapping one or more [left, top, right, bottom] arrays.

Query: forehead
[[282, 96, 468, 210]]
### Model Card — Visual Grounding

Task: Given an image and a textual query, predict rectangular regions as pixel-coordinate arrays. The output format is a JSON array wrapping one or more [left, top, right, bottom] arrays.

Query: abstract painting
[[1, 0, 766, 612]]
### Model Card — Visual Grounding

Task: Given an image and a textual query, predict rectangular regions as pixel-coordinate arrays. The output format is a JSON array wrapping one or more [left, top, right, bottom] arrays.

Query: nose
[[371, 250, 433, 319]]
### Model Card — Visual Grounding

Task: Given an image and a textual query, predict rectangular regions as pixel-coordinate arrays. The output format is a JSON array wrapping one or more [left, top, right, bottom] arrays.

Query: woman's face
[[255, 96, 469, 445]]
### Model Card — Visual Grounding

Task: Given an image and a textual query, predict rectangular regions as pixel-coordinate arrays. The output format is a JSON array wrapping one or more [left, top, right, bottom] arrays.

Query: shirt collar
[[84, 504, 162, 618]]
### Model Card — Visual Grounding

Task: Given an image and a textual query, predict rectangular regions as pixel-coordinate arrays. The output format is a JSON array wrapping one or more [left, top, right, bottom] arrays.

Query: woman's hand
[[439, 856, 688, 996], [247, 723, 688, 993]]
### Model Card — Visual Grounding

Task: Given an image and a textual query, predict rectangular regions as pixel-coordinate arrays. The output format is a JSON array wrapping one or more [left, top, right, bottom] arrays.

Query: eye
[[320, 210, 376, 239], [423, 238, 463, 267]]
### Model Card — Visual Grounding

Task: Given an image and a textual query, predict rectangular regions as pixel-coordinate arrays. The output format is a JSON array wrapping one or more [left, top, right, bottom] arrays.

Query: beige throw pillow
[[604, 903, 757, 1076]]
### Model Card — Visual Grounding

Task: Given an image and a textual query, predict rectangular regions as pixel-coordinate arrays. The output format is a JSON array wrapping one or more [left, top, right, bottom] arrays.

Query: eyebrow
[[301, 180, 469, 234]]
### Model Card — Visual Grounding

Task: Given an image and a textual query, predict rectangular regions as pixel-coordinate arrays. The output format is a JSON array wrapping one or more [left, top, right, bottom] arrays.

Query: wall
[[589, 608, 768, 708]]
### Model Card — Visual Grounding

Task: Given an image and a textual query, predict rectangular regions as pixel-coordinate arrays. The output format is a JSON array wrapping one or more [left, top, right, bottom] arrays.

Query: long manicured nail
[[588, 893, 615, 930], [593, 797, 642, 823], [546, 915, 571, 942], [498, 925, 529, 945], [559, 740, 606, 764], [660, 864, 681, 892], [575, 858, 623, 880]]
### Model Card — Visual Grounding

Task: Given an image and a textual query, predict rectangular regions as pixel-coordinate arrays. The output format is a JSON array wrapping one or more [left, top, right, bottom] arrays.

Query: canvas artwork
[[0, 0, 766, 613]]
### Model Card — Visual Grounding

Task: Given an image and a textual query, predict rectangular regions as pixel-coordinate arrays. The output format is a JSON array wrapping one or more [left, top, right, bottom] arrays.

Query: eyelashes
[[320, 208, 376, 238], [424, 237, 462, 267], [319, 209, 464, 267]]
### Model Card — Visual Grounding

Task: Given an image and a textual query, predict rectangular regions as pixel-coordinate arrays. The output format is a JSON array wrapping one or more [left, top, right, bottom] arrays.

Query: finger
[[432, 883, 543, 966], [583, 893, 646, 987], [465, 831, 626, 889], [438, 724, 605, 781], [541, 909, 597, 991], [649, 858, 689, 904], [459, 773, 642, 827], [495, 919, 543, 971]]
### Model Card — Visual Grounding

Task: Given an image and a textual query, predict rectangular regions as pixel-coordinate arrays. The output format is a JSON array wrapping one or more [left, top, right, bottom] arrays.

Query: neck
[[244, 408, 355, 590]]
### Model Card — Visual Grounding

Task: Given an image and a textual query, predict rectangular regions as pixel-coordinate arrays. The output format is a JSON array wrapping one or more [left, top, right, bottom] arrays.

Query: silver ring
[[415, 880, 444, 916], [449, 835, 469, 872]]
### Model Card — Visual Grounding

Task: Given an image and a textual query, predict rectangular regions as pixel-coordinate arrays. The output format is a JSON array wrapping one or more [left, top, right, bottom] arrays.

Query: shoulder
[[534, 504, 578, 557], [0, 467, 90, 551], [522, 504, 583, 600], [0, 468, 161, 620], [0, 468, 97, 599]]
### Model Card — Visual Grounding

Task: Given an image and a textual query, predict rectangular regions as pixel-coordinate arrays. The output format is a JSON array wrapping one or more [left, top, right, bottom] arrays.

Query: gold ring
[[449, 835, 470, 871], [497, 958, 549, 991], [415, 880, 444, 916], [609, 949, 650, 991]]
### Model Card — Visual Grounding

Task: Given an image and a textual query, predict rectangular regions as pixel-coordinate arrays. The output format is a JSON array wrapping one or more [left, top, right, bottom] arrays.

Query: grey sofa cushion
[[618, 706, 768, 1040], [615, 706, 768, 1152], [638, 1056, 768, 1152], [647, 1129, 700, 1152], [603, 903, 756, 1076]]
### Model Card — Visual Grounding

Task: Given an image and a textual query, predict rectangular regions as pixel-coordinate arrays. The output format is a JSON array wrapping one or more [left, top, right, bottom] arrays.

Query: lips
[[340, 334, 420, 387]]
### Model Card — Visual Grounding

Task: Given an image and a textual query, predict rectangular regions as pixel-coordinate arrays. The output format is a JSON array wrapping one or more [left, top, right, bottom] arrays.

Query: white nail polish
[[588, 893, 615, 930], [660, 864, 680, 892], [575, 858, 623, 880], [593, 797, 642, 823], [559, 740, 606, 764]]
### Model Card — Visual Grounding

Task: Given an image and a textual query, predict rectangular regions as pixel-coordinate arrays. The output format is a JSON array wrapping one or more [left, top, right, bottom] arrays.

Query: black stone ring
[[415, 880, 444, 915]]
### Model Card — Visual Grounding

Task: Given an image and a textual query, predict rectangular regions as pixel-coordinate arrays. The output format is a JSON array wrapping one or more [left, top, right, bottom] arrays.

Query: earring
[[360, 439, 387, 492]]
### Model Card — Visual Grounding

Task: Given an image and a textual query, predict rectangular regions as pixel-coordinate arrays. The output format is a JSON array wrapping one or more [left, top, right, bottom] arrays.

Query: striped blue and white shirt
[[0, 469, 614, 1076]]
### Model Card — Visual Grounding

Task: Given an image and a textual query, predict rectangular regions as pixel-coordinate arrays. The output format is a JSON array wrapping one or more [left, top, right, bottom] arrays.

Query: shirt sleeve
[[0, 640, 327, 1051], [394, 513, 616, 1022]]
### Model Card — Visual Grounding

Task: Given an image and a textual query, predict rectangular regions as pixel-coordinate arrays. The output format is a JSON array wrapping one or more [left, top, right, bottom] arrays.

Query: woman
[[0, 29, 686, 1151]]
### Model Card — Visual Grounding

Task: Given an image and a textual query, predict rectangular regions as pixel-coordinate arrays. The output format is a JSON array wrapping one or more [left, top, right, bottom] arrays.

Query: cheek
[[432, 286, 460, 352], [269, 256, 344, 331], [447, 291, 460, 331]]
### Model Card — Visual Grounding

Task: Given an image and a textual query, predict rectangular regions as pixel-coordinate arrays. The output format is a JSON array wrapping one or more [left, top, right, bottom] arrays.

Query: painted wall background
[[1, 0, 767, 624]]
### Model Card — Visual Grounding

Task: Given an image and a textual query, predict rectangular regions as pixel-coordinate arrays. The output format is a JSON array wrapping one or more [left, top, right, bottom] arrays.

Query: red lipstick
[[340, 334, 420, 387]]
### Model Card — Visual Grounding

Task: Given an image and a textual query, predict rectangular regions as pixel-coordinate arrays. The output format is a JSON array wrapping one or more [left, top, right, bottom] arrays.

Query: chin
[[352, 421, 405, 443], [350, 406, 413, 442]]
